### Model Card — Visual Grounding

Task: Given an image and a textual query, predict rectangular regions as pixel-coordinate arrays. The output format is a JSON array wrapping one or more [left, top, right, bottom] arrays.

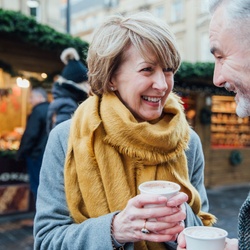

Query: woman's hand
[[177, 232, 239, 250], [112, 192, 188, 244]]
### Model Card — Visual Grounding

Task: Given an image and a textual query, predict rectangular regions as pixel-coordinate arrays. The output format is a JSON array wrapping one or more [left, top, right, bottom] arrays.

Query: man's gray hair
[[208, 0, 250, 44], [32, 87, 48, 101], [208, 0, 250, 19]]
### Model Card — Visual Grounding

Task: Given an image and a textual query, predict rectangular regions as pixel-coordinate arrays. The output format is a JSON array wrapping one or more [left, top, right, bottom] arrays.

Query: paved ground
[[0, 183, 249, 249], [0, 212, 34, 250], [207, 183, 250, 238]]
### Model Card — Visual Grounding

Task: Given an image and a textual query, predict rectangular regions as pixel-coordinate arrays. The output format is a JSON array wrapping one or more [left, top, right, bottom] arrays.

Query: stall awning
[[0, 33, 63, 74], [0, 8, 88, 78]]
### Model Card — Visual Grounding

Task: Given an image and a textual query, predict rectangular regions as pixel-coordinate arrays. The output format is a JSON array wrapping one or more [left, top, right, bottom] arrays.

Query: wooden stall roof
[[0, 9, 89, 77], [0, 33, 64, 74]]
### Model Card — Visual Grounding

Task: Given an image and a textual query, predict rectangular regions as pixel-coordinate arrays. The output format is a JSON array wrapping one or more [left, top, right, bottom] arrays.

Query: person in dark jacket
[[47, 47, 89, 133], [16, 87, 49, 200]]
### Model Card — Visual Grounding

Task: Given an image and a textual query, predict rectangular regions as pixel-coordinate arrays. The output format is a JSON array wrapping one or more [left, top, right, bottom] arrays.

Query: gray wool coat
[[34, 120, 210, 250]]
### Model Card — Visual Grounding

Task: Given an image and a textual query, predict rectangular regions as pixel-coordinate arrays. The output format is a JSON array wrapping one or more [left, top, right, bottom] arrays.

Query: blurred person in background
[[46, 47, 89, 133], [16, 87, 49, 203], [177, 0, 250, 249], [34, 12, 216, 250]]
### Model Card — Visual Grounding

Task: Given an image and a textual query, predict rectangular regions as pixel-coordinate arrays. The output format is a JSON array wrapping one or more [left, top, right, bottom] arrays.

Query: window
[[153, 5, 165, 19], [200, 32, 214, 62], [171, 0, 184, 22], [200, 1, 209, 14], [27, 0, 40, 21]]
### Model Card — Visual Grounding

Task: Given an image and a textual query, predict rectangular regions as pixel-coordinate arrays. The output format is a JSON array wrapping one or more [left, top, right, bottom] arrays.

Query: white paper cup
[[138, 180, 180, 199], [183, 226, 228, 250]]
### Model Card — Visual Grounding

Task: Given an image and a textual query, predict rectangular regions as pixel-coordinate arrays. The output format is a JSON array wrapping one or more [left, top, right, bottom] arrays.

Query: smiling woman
[[34, 12, 216, 250]]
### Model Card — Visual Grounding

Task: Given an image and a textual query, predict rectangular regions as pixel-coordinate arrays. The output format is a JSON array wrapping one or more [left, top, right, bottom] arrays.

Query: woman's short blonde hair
[[87, 12, 181, 96]]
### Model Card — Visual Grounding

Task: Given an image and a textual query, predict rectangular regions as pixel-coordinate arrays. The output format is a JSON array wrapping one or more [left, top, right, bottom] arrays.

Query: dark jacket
[[238, 192, 250, 250], [46, 82, 88, 133], [17, 101, 50, 160]]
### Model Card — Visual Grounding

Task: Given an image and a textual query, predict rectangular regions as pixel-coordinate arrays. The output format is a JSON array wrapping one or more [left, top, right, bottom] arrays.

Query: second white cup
[[183, 226, 228, 250]]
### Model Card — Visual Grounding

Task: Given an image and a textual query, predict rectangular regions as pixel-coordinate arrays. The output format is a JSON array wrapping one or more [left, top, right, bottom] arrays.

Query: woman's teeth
[[142, 96, 161, 103]]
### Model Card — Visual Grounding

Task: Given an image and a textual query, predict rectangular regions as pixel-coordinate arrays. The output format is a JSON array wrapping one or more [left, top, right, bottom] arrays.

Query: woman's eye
[[163, 68, 173, 72], [141, 67, 153, 72]]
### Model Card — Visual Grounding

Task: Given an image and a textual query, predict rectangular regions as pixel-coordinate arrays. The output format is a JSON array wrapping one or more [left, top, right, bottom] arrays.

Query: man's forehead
[[209, 5, 227, 33]]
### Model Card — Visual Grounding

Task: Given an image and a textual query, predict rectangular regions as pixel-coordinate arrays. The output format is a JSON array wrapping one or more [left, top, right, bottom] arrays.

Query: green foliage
[[0, 8, 89, 62], [175, 61, 215, 81], [173, 62, 231, 95]]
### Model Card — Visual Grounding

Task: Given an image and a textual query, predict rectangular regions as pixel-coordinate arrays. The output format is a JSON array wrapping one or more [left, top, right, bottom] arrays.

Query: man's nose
[[213, 64, 225, 88]]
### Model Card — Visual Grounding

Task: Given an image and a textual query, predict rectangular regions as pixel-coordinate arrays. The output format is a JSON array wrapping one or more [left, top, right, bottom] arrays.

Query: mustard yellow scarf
[[65, 92, 216, 250]]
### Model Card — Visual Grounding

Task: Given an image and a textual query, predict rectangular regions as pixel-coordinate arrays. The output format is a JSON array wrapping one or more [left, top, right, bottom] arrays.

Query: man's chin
[[236, 105, 250, 118]]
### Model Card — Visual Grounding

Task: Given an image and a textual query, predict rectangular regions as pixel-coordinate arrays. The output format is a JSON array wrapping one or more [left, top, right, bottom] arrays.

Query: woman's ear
[[109, 79, 117, 91]]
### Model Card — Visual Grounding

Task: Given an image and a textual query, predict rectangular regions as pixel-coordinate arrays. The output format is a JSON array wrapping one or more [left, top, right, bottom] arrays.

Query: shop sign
[[0, 158, 28, 185]]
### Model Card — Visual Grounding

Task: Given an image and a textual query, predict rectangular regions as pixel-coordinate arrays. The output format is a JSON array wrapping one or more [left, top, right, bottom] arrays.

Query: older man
[[177, 0, 250, 249]]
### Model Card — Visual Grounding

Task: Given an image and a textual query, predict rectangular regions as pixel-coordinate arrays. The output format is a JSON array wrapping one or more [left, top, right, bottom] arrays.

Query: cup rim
[[138, 180, 180, 194], [183, 226, 228, 240]]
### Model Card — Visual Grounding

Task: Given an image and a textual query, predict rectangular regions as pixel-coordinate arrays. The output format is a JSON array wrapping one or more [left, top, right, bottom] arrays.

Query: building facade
[[0, 0, 213, 63], [67, 0, 213, 63]]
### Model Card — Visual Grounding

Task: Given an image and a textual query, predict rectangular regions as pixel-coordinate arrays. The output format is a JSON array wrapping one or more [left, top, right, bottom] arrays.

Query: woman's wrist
[[111, 214, 125, 249]]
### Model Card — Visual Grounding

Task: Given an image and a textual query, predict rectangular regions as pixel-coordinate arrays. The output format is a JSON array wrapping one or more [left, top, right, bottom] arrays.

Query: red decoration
[[0, 101, 7, 113]]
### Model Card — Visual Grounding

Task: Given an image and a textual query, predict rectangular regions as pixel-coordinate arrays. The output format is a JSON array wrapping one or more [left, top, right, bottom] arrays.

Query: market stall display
[[0, 128, 30, 215]]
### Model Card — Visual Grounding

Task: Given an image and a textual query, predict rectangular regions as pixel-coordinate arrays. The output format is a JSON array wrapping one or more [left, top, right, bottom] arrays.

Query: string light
[[16, 77, 30, 88], [41, 73, 47, 79]]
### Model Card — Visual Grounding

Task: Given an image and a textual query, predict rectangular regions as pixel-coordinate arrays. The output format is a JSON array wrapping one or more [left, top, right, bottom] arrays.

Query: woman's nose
[[152, 71, 169, 91]]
